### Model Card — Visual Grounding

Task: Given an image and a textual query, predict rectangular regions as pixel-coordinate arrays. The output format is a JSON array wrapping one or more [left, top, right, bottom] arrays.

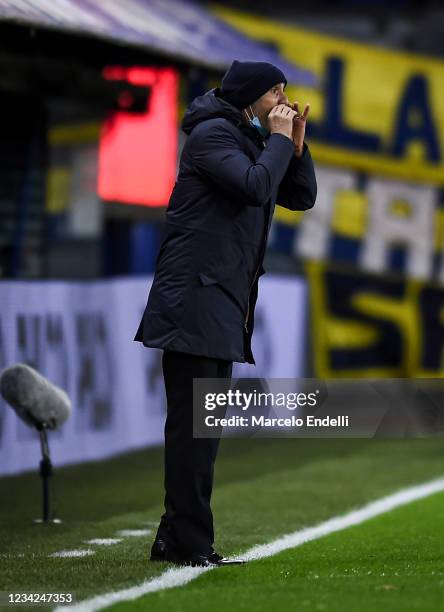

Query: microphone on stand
[[0, 363, 72, 524]]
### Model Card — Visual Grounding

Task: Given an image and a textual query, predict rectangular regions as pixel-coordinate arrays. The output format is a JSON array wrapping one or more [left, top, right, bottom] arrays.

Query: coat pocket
[[197, 264, 248, 316]]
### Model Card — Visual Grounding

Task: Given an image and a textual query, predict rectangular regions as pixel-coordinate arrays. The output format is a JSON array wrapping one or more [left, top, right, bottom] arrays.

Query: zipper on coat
[[244, 263, 261, 332], [244, 208, 270, 333], [244, 193, 270, 333]]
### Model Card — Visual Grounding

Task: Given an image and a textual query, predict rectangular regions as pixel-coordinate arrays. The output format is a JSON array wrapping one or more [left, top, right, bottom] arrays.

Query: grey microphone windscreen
[[0, 363, 72, 430]]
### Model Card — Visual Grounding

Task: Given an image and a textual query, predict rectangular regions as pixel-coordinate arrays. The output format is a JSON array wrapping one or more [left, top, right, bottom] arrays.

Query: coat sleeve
[[276, 141, 317, 211], [190, 120, 296, 207]]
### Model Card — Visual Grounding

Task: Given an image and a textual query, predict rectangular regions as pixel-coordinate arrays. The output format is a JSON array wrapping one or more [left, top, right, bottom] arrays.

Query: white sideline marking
[[51, 549, 95, 558], [54, 476, 444, 612], [115, 529, 152, 537], [85, 539, 122, 546]]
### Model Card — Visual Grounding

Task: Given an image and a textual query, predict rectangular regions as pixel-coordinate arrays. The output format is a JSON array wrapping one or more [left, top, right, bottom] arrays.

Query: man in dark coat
[[134, 60, 317, 567]]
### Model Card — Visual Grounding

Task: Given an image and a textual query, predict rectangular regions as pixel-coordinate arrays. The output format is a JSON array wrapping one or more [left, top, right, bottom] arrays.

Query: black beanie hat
[[220, 60, 287, 110]]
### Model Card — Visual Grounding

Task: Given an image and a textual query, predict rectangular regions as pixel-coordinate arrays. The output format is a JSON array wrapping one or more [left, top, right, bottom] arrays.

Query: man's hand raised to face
[[290, 101, 310, 157], [267, 104, 297, 140]]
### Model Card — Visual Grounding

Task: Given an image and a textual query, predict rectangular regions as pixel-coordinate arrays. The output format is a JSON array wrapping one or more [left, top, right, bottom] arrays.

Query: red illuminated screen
[[98, 66, 178, 207]]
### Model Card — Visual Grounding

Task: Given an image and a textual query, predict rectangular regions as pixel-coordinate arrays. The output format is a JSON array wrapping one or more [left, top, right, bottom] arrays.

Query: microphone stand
[[33, 424, 62, 525]]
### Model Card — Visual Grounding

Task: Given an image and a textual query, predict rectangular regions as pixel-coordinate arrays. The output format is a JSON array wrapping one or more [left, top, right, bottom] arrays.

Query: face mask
[[246, 105, 269, 138]]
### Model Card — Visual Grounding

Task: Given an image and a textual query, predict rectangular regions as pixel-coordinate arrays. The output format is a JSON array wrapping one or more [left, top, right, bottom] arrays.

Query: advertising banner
[[0, 275, 307, 475]]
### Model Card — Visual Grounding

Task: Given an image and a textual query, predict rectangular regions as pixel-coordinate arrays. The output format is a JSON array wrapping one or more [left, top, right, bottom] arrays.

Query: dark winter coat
[[133, 88, 317, 364]]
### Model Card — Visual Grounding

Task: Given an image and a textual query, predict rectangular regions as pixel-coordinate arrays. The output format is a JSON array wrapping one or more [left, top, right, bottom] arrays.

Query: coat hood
[[181, 88, 244, 135]]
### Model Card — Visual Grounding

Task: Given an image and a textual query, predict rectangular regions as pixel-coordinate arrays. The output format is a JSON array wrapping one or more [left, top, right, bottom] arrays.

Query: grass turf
[[0, 438, 443, 610], [117, 491, 444, 612]]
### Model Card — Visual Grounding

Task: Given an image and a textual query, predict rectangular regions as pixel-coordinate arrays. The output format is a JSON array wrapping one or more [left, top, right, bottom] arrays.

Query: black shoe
[[168, 550, 246, 567], [150, 538, 246, 567], [206, 551, 246, 566], [150, 538, 168, 561]]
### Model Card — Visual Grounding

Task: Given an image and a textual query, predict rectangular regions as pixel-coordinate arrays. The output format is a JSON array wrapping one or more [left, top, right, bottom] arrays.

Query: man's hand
[[290, 101, 310, 157], [267, 104, 297, 140]]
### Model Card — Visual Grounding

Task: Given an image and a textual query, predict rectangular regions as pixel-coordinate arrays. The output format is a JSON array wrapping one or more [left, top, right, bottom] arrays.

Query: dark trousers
[[155, 349, 233, 555]]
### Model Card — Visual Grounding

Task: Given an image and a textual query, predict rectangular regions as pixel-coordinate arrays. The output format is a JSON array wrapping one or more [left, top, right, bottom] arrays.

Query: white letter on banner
[[297, 167, 355, 260], [361, 179, 435, 280]]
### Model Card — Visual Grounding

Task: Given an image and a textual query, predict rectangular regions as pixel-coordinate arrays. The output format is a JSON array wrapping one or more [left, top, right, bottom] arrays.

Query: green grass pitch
[[1, 438, 443, 611]]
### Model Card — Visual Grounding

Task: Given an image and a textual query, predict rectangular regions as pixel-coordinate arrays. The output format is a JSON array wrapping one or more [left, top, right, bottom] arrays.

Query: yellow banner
[[306, 260, 444, 378], [213, 5, 444, 186]]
